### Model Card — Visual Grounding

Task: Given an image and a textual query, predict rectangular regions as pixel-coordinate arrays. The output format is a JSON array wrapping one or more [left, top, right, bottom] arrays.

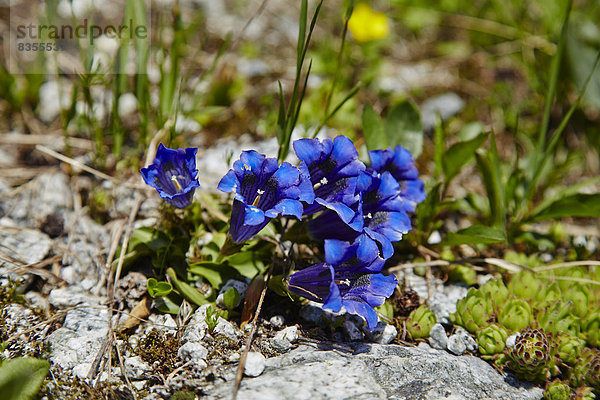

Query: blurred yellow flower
[[348, 3, 390, 43]]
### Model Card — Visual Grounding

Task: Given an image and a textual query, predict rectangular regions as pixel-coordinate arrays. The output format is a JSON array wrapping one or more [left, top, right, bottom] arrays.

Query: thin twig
[[143, 119, 173, 168], [35, 144, 145, 189], [88, 196, 142, 384], [232, 265, 275, 399], [534, 260, 600, 272], [113, 331, 138, 400], [92, 219, 127, 296], [537, 275, 600, 286], [386, 257, 534, 274]]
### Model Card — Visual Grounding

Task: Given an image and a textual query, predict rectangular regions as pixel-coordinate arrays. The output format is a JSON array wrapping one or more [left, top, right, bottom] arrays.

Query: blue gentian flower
[[308, 170, 412, 259], [287, 237, 396, 330], [368, 145, 425, 212], [218, 150, 314, 243], [141, 143, 200, 208], [293, 136, 365, 229]]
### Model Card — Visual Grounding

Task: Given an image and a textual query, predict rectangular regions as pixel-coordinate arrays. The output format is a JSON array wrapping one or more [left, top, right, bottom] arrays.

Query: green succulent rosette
[[476, 324, 508, 357], [537, 282, 562, 304], [582, 348, 600, 390], [450, 288, 492, 333], [569, 348, 600, 389], [537, 300, 580, 336], [582, 310, 600, 347], [543, 379, 571, 400], [406, 305, 437, 340], [555, 334, 586, 366], [498, 298, 533, 332], [508, 271, 543, 302], [506, 329, 556, 383], [448, 265, 477, 285], [563, 284, 591, 318], [480, 278, 509, 312], [572, 386, 596, 400], [556, 267, 586, 293]]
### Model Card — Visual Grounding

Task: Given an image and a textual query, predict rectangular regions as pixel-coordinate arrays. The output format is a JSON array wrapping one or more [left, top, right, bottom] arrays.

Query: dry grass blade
[[35, 144, 146, 189], [534, 260, 600, 272], [88, 195, 142, 383], [537, 275, 600, 286], [482, 258, 532, 273], [113, 330, 138, 400], [232, 267, 273, 400]]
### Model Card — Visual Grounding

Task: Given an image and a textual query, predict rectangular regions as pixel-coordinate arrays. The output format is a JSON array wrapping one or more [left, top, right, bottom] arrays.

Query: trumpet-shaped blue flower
[[293, 136, 365, 229], [218, 150, 314, 243], [368, 145, 425, 212], [287, 237, 396, 330], [141, 143, 200, 208], [308, 170, 412, 259]]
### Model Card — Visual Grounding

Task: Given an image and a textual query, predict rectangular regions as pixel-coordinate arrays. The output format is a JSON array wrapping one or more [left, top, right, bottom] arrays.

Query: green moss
[[170, 390, 197, 400], [137, 329, 179, 376]]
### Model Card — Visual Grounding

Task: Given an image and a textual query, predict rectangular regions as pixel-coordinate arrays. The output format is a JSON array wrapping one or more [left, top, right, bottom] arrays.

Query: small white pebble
[[244, 352, 266, 377], [506, 333, 520, 348], [269, 315, 285, 328]]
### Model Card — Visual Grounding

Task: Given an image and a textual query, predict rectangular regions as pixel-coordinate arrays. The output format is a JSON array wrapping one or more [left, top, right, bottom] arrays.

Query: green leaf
[[374, 300, 394, 321], [0, 357, 50, 400], [188, 262, 238, 288], [362, 104, 386, 151], [155, 296, 180, 314], [225, 251, 266, 278], [147, 278, 172, 298], [433, 115, 444, 179], [458, 122, 485, 141], [530, 193, 600, 221], [476, 147, 505, 228], [222, 287, 240, 310], [416, 181, 442, 238], [199, 232, 227, 261], [445, 225, 507, 246], [566, 13, 600, 110], [442, 132, 488, 183], [384, 100, 424, 158], [267, 274, 291, 298], [531, 176, 600, 219], [166, 268, 211, 306]]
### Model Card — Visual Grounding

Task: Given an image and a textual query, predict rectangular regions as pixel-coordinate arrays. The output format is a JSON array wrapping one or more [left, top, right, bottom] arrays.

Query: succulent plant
[[555, 334, 586, 366], [476, 324, 508, 357], [582, 311, 600, 348], [479, 278, 509, 312], [508, 271, 544, 302], [506, 328, 557, 383], [498, 298, 533, 332], [406, 305, 437, 340], [568, 348, 600, 389], [582, 348, 600, 389], [448, 265, 477, 286], [563, 283, 591, 318], [450, 288, 492, 333], [543, 379, 571, 400], [572, 386, 596, 400], [537, 282, 562, 305], [536, 300, 580, 336], [556, 267, 586, 293]]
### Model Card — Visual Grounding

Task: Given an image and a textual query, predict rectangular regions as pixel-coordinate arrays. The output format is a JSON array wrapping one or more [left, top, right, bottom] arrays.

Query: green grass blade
[[297, 0, 307, 71], [533, 0, 572, 172], [313, 85, 360, 138], [525, 50, 600, 205]]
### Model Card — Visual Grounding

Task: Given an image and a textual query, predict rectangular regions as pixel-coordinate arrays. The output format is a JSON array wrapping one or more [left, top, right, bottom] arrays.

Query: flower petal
[[244, 205, 265, 226], [217, 170, 239, 193]]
